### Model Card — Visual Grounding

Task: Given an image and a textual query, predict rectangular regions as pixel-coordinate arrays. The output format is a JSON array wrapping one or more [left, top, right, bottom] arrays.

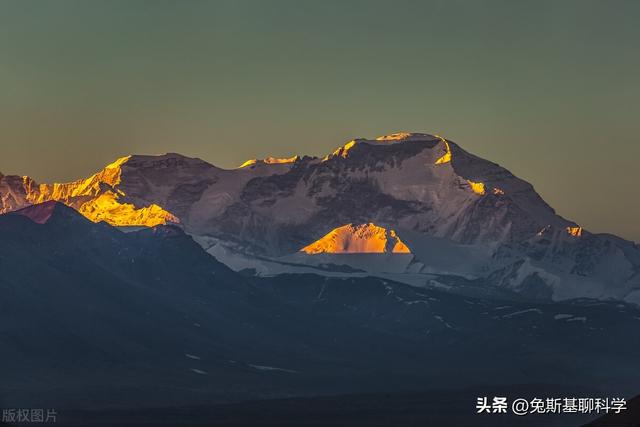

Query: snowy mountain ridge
[[1, 132, 639, 303]]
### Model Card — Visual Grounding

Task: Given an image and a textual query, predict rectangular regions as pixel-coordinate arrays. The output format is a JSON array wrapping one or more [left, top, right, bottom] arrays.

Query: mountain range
[[2, 132, 638, 304], [1, 201, 639, 420], [2, 131, 640, 425]]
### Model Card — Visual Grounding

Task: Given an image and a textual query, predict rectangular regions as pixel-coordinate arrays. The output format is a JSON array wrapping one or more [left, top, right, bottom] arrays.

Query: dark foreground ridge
[[0, 204, 639, 425]]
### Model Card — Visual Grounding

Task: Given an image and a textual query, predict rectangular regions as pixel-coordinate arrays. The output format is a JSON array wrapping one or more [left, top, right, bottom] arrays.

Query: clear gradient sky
[[0, 0, 639, 240]]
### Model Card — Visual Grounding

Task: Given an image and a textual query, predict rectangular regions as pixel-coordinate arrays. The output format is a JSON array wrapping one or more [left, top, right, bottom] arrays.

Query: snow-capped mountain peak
[[375, 132, 439, 142], [238, 155, 300, 168], [300, 223, 411, 254], [324, 132, 445, 161], [2, 131, 639, 304]]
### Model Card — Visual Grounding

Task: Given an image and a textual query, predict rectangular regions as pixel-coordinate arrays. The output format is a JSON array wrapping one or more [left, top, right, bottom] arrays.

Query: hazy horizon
[[1, 0, 639, 241]]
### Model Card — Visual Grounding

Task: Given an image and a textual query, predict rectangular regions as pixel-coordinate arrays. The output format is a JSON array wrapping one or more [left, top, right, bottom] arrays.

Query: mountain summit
[[301, 223, 411, 254], [1, 132, 639, 303]]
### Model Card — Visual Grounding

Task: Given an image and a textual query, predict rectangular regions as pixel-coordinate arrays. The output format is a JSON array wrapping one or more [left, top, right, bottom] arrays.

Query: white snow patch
[[434, 315, 455, 329], [502, 308, 542, 318], [248, 364, 299, 374], [405, 300, 429, 306]]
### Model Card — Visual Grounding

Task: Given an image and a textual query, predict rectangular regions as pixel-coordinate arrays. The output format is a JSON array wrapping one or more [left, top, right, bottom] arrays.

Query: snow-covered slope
[[301, 223, 410, 254], [1, 132, 639, 303], [0, 156, 178, 226]]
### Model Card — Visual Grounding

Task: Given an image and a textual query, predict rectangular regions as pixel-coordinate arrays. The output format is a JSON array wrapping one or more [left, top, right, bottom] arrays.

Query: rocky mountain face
[[1, 133, 639, 303]]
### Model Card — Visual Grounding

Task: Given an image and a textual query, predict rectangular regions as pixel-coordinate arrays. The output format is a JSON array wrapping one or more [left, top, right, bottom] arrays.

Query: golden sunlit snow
[[301, 223, 411, 254], [434, 135, 452, 165], [467, 180, 486, 195], [17, 157, 177, 227], [566, 226, 583, 237]]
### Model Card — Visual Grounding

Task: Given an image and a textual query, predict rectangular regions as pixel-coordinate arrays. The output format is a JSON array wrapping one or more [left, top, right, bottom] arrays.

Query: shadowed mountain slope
[[1, 203, 639, 412]]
